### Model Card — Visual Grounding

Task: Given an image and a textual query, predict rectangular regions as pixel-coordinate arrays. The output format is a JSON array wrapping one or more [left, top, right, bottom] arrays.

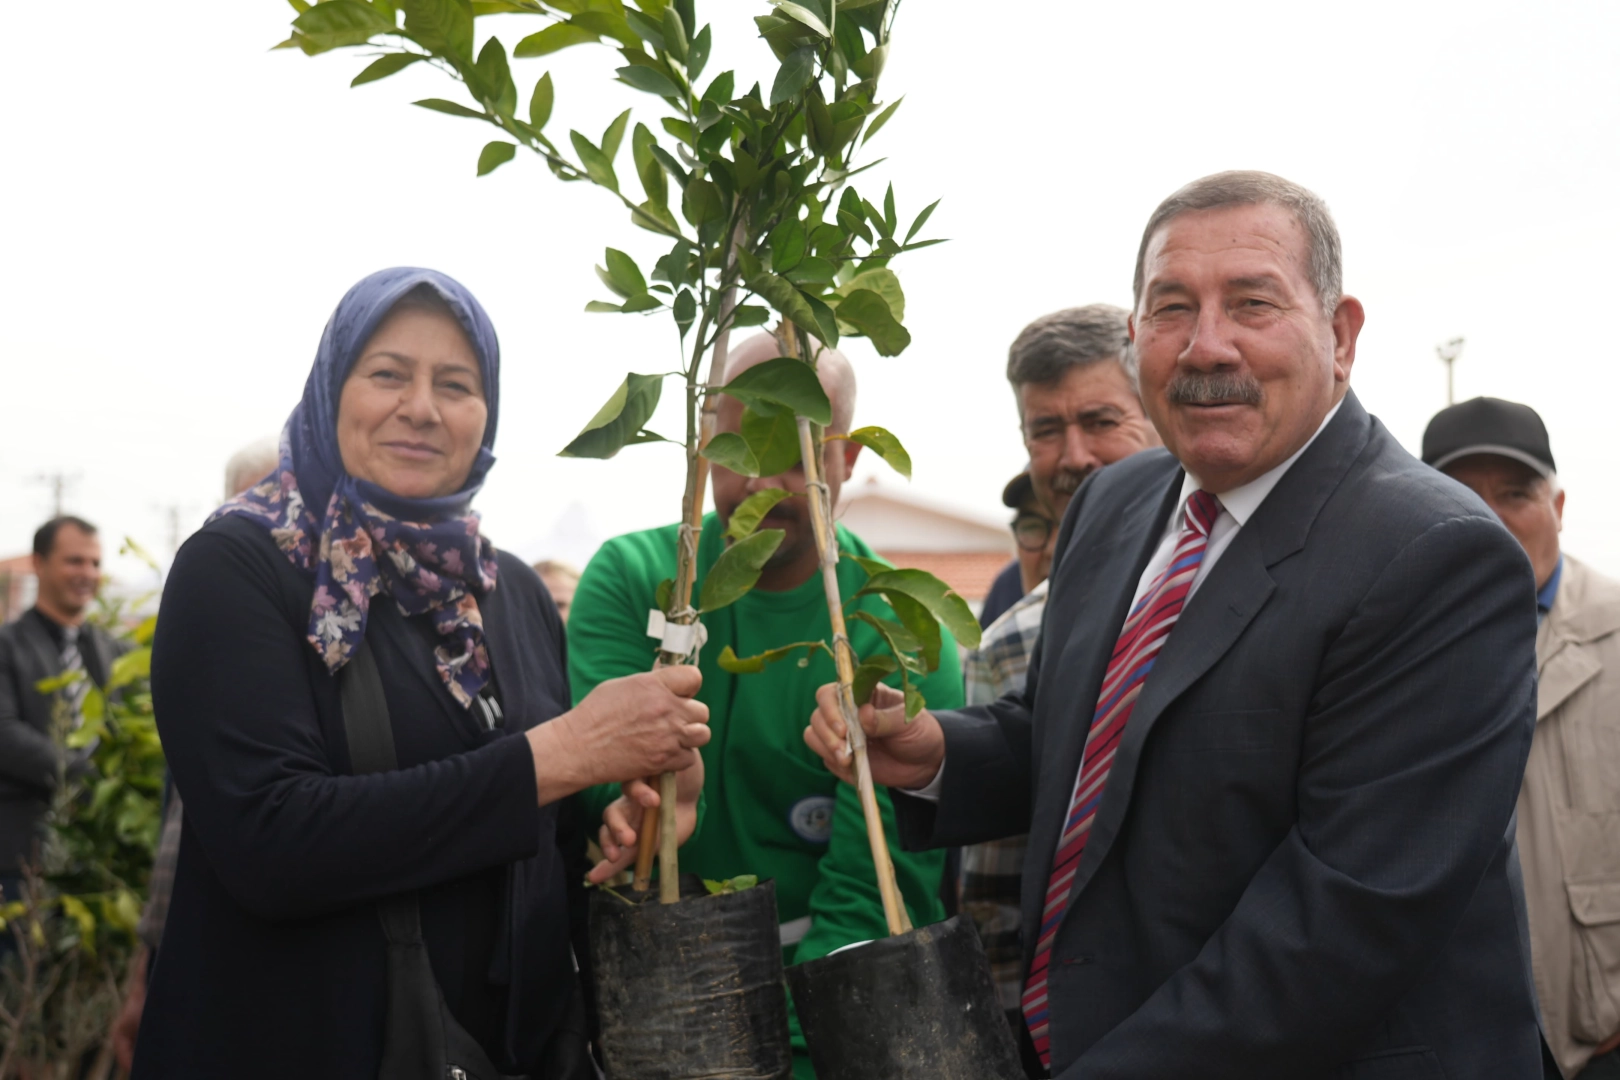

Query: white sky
[[3, 1, 1618, 588]]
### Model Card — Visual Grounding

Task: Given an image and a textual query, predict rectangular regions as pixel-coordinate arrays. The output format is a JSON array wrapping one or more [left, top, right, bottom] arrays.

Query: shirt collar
[[1537, 554, 1563, 617], [1177, 397, 1345, 525]]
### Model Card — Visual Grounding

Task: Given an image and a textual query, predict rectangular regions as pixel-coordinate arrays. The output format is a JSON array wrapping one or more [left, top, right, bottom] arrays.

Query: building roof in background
[[837, 477, 1012, 556]]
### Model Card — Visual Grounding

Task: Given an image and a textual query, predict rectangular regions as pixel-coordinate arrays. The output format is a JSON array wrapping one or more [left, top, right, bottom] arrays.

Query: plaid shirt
[[137, 793, 183, 950], [959, 580, 1047, 1012]]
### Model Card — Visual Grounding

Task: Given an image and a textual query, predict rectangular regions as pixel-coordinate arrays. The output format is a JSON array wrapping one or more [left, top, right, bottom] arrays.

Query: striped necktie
[[1021, 489, 1221, 1067], [60, 625, 89, 729]]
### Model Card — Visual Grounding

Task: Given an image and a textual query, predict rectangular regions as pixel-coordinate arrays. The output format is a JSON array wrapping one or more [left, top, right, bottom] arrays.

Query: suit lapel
[[1019, 458, 1183, 978]]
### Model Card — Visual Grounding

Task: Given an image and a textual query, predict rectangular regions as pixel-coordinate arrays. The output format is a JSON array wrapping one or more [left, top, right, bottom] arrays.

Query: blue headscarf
[[214, 268, 503, 708]]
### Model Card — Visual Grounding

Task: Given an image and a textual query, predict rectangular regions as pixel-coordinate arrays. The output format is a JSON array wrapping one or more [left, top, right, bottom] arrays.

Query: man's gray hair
[[225, 435, 280, 498], [1006, 304, 1134, 401], [1132, 170, 1343, 316]]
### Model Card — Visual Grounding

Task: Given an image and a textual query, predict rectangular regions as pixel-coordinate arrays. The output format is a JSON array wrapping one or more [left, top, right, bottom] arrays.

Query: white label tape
[[647, 611, 707, 656]]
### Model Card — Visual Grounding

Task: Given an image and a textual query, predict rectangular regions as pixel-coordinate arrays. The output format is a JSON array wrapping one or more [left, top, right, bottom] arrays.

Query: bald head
[[722, 333, 857, 433]]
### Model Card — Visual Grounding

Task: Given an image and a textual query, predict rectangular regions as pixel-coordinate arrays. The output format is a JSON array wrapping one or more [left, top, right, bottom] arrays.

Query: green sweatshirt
[[570, 513, 960, 1077]]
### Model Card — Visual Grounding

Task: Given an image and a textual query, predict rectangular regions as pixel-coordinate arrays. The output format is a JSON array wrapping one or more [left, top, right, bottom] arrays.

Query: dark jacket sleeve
[[152, 528, 543, 923], [1065, 515, 1537, 1078], [0, 626, 61, 793], [891, 464, 1102, 851]]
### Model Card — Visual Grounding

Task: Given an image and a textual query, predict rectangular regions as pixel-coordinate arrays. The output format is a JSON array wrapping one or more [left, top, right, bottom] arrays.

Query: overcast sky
[[3, 1, 1617, 588]]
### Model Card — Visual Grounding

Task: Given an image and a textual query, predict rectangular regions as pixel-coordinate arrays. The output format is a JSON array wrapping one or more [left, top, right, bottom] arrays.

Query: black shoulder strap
[[338, 642, 422, 946]]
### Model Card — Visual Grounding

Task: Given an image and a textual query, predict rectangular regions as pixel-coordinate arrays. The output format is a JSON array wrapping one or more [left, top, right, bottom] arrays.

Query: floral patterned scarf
[[212, 268, 503, 708]]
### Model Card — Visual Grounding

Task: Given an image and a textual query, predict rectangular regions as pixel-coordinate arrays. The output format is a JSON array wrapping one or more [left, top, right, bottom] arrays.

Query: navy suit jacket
[[897, 392, 1542, 1078]]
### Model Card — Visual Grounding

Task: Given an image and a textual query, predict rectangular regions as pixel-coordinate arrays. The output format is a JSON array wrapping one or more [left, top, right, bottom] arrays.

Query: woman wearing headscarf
[[133, 268, 706, 1078]]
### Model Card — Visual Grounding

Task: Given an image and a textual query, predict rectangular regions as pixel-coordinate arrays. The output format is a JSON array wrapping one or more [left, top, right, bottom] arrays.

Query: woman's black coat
[[133, 514, 582, 1077]]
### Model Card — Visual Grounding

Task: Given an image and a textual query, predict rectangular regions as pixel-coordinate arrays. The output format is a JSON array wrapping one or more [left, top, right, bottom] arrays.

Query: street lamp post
[[1436, 337, 1465, 406]]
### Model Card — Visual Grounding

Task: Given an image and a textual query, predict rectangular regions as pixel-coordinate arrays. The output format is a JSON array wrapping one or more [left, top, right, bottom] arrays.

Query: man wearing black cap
[[1424, 397, 1620, 1079]]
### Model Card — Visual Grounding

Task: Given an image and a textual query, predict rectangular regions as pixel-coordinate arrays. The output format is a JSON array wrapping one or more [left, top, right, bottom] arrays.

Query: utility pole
[[1436, 338, 1465, 406], [32, 471, 80, 517]]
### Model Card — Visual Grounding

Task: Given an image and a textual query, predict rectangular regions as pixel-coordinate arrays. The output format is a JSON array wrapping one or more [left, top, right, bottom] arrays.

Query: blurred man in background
[[979, 306, 1159, 627], [0, 517, 125, 925], [1424, 398, 1620, 1080]]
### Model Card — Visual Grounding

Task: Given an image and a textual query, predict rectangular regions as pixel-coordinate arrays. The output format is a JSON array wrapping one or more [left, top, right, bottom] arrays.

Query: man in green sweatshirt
[[570, 334, 962, 1078]]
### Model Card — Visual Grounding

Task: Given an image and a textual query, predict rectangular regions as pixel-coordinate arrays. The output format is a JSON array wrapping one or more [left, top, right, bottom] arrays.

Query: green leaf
[[719, 356, 831, 425], [769, 45, 816, 107], [851, 654, 898, 705], [748, 273, 818, 341], [863, 95, 902, 144], [603, 247, 647, 296], [905, 198, 940, 244], [673, 289, 696, 337], [293, 1, 392, 51], [108, 649, 152, 693], [617, 64, 679, 97], [903, 677, 926, 719], [655, 577, 674, 612], [699, 431, 759, 476], [477, 141, 517, 175], [843, 551, 892, 580], [770, 219, 807, 274], [836, 289, 911, 356], [660, 6, 689, 60], [570, 130, 619, 190], [527, 71, 555, 129], [740, 405, 803, 476], [585, 299, 626, 313], [351, 51, 424, 87], [699, 529, 785, 611], [772, 0, 830, 36], [702, 70, 734, 104], [514, 22, 599, 57], [882, 183, 897, 237], [837, 267, 905, 323], [681, 177, 724, 227], [857, 568, 982, 650], [414, 97, 485, 119], [886, 590, 942, 672], [730, 304, 769, 328], [852, 38, 887, 78], [843, 425, 911, 478], [621, 293, 663, 313], [602, 108, 632, 162], [850, 610, 924, 660], [725, 487, 792, 540], [687, 24, 711, 80], [800, 291, 841, 348], [475, 36, 517, 117], [623, 8, 666, 50], [631, 122, 667, 207], [718, 641, 824, 674], [399, 0, 473, 59], [559, 372, 664, 458]]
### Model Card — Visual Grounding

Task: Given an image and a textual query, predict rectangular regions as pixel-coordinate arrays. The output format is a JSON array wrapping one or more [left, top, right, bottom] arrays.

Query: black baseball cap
[[1002, 469, 1035, 510], [1422, 397, 1556, 477]]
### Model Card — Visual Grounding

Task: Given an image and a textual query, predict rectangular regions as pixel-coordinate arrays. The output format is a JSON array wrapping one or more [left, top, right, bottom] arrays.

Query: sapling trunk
[[633, 278, 739, 902], [784, 331, 911, 937]]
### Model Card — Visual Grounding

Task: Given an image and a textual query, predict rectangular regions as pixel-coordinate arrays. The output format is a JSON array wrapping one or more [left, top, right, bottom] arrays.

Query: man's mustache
[[1051, 467, 1094, 497], [1165, 372, 1263, 407]]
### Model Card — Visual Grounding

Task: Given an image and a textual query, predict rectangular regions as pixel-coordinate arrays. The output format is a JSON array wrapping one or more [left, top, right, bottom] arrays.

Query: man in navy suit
[[807, 171, 1542, 1078]]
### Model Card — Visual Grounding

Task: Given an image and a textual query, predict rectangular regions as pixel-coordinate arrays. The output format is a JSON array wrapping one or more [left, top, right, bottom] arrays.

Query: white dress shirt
[[905, 399, 1344, 801]]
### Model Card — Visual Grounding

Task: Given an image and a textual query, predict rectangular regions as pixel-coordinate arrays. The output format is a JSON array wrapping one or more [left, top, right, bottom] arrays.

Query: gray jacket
[[0, 608, 124, 874], [1519, 554, 1620, 1076]]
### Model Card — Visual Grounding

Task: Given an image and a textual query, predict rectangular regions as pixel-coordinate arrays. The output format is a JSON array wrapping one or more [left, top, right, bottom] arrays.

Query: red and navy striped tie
[[1021, 489, 1221, 1067]]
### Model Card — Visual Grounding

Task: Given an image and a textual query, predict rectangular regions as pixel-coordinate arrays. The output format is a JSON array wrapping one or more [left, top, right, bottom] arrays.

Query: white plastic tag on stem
[[646, 610, 707, 657]]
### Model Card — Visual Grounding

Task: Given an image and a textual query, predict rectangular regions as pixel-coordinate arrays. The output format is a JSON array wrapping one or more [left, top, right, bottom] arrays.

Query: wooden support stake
[[632, 276, 739, 902], [793, 389, 910, 937]]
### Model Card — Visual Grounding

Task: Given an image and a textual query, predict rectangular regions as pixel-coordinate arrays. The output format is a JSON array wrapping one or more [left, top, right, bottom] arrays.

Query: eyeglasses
[[1011, 514, 1054, 552]]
